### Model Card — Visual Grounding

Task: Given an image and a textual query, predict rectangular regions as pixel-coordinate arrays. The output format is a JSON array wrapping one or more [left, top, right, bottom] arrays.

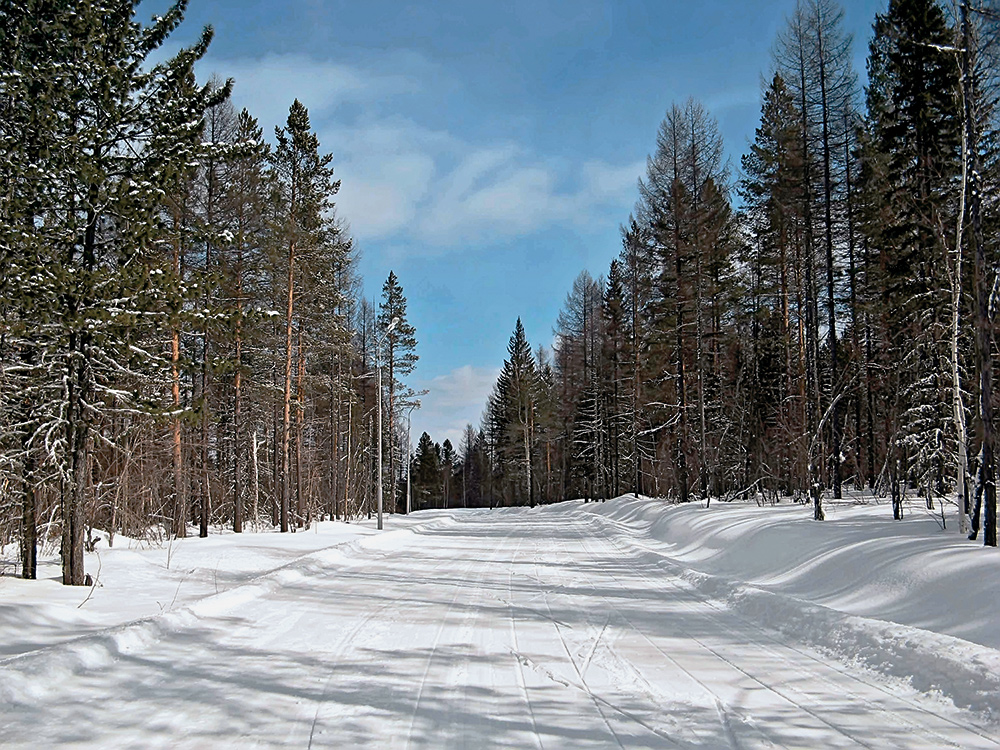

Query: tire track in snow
[[403, 516, 522, 749], [575, 523, 853, 748], [531, 556, 642, 750], [507, 533, 546, 750], [545, 524, 761, 749], [585, 524, 924, 748], [305, 595, 404, 749], [303, 513, 498, 746], [587, 511, 1000, 747], [306, 549, 464, 749]]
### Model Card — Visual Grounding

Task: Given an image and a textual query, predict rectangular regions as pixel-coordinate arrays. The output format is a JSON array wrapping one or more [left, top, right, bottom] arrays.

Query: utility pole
[[376, 317, 399, 530]]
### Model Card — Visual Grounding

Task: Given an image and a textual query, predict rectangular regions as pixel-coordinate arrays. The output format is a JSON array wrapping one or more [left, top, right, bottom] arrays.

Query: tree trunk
[[281, 239, 295, 533], [295, 325, 305, 527], [171, 219, 186, 538], [817, 23, 842, 500], [21, 439, 37, 580], [251, 428, 260, 528], [797, 48, 823, 519], [62, 333, 89, 586], [952, 79, 970, 535], [964, 5, 996, 546], [233, 310, 244, 534], [844, 113, 863, 492]]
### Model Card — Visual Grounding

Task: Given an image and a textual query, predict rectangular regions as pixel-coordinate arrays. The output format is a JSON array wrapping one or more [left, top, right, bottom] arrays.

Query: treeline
[[0, 1, 419, 583], [449, 0, 1000, 544]]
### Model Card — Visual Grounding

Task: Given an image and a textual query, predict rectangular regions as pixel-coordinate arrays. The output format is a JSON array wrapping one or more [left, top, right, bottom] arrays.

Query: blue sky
[[162, 0, 885, 447]]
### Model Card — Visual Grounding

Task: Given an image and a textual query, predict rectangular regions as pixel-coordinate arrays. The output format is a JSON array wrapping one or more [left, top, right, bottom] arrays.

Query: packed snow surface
[[2, 497, 999, 748]]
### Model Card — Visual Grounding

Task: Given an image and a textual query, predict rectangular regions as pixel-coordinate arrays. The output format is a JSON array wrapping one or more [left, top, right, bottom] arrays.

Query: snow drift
[[573, 496, 1000, 717]]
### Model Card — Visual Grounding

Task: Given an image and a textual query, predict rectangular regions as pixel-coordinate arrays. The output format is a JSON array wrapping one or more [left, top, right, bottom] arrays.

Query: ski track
[[534, 559, 627, 750], [1, 506, 999, 748], [403, 520, 521, 750], [305, 546, 466, 749]]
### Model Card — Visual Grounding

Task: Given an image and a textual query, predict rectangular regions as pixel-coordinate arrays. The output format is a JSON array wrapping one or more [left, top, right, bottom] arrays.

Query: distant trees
[[410, 432, 441, 510], [407, 435, 467, 511]]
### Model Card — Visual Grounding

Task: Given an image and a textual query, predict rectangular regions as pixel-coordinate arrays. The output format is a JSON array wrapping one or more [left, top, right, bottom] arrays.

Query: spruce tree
[[864, 0, 962, 520], [1, 0, 230, 583], [411, 432, 441, 510], [490, 319, 539, 506]]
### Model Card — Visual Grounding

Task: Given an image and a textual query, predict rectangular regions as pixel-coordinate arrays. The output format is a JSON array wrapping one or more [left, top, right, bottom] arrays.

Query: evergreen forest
[[410, 0, 1000, 552], [0, 1, 420, 582], [4, 0, 1000, 590]]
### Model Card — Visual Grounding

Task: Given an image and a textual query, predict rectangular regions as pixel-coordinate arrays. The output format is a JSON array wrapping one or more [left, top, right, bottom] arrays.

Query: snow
[[2, 498, 999, 748], [0, 521, 377, 657]]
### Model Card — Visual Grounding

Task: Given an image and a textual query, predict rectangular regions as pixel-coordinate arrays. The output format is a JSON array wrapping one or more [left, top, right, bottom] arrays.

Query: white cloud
[[323, 119, 451, 240], [409, 365, 500, 448], [412, 150, 643, 247], [580, 159, 646, 202], [198, 52, 644, 252], [203, 53, 419, 135], [336, 151, 435, 238]]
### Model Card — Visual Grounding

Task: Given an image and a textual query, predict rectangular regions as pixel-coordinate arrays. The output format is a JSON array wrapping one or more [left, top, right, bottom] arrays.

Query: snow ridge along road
[[1, 501, 998, 748]]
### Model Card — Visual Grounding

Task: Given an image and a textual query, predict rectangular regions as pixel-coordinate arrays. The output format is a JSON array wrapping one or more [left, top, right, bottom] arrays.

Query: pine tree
[[270, 99, 339, 532], [220, 108, 272, 533]]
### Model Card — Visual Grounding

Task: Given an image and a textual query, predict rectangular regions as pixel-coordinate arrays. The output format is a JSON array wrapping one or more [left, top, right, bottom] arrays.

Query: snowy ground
[[2, 498, 1000, 748]]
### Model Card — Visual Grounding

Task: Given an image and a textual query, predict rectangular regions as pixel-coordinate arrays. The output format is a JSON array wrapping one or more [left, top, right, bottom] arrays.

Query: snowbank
[[0, 512, 464, 707], [574, 496, 1000, 717], [0, 517, 386, 657]]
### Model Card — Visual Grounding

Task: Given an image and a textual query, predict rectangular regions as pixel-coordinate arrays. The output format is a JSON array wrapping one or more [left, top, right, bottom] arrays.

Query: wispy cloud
[[202, 52, 423, 132], [334, 122, 643, 249], [197, 52, 643, 252], [414, 145, 644, 247]]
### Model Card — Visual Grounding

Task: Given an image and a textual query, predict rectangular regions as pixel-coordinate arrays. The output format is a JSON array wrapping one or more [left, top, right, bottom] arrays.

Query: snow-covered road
[[2, 505, 998, 748]]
